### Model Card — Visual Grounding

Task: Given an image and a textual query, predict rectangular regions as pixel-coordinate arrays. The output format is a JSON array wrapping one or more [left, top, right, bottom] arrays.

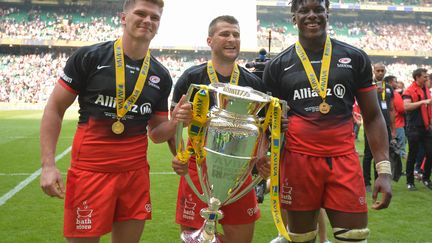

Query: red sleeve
[[393, 92, 404, 113], [58, 79, 79, 94]]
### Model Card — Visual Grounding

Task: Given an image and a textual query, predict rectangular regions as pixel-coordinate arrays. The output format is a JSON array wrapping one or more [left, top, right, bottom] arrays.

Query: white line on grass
[[0, 146, 71, 206]]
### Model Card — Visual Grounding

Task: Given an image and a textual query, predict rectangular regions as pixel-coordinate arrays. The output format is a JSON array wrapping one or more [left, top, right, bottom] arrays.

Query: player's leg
[[64, 168, 118, 242], [326, 210, 369, 243], [111, 220, 145, 243], [222, 223, 255, 243], [286, 209, 320, 243], [219, 175, 260, 243], [67, 237, 100, 243], [111, 168, 152, 243], [324, 153, 369, 243]]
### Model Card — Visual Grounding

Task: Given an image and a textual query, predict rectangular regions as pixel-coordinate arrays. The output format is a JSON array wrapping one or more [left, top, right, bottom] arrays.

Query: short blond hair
[[123, 0, 164, 11]]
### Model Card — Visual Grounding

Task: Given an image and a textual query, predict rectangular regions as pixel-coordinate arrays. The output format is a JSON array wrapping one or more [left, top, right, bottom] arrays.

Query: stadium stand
[[0, 0, 431, 104]]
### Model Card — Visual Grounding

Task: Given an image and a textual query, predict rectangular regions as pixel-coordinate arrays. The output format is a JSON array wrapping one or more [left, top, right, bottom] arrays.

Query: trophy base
[[181, 227, 223, 243]]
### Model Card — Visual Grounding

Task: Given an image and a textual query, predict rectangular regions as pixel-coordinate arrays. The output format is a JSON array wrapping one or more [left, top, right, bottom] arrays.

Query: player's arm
[[357, 89, 392, 209], [147, 95, 191, 144], [404, 98, 431, 111], [40, 83, 77, 199]]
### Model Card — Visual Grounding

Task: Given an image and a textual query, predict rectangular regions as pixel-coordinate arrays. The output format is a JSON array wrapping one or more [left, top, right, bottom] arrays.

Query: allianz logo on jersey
[[293, 84, 346, 100], [94, 94, 152, 115]]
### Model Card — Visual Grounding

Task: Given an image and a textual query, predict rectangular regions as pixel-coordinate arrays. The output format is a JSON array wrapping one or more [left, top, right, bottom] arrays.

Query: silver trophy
[[176, 83, 285, 243]]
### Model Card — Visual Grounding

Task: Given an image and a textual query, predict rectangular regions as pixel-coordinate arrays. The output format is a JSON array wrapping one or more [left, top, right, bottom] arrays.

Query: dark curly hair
[[291, 0, 330, 13]]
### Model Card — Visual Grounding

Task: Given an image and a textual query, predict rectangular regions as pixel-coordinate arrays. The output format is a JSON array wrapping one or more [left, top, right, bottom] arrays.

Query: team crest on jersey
[[149, 76, 160, 84], [337, 58, 353, 69], [148, 76, 161, 90], [338, 58, 351, 64], [76, 201, 93, 230]]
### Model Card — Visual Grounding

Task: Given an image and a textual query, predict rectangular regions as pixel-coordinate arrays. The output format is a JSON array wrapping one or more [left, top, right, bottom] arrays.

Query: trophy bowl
[[176, 83, 275, 243]]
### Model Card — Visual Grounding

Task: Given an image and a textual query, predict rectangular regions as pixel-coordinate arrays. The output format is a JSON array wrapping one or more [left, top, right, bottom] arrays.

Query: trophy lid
[[209, 83, 271, 116]]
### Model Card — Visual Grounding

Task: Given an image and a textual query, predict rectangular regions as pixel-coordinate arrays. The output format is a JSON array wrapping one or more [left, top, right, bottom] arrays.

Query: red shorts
[[64, 167, 152, 237], [175, 164, 260, 229], [280, 151, 367, 213]]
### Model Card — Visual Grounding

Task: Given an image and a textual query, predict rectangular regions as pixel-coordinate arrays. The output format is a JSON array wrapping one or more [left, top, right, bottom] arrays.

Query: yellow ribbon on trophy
[[263, 98, 291, 242], [176, 85, 210, 165]]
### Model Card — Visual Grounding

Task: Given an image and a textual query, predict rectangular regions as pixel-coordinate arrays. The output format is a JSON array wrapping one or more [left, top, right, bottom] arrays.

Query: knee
[[287, 229, 318, 243], [333, 227, 370, 243]]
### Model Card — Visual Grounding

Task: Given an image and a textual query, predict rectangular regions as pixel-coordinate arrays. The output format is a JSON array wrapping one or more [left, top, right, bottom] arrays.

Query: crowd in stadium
[[2, 6, 432, 52], [1, 4, 431, 103], [257, 20, 432, 52], [1, 52, 430, 103]]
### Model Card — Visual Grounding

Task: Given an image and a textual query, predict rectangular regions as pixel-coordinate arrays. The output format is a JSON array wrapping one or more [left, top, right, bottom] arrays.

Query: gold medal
[[319, 101, 330, 114], [112, 120, 124, 134]]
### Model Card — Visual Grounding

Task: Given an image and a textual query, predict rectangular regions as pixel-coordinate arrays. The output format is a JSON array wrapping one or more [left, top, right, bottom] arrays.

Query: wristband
[[376, 160, 392, 175]]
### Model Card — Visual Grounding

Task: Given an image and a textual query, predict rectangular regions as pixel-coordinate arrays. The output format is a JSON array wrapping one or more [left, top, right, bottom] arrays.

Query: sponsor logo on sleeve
[[60, 71, 73, 83]]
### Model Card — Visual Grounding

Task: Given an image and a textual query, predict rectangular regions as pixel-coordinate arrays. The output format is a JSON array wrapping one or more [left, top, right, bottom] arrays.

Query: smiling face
[[207, 21, 241, 63], [292, 0, 329, 44], [121, 0, 162, 42]]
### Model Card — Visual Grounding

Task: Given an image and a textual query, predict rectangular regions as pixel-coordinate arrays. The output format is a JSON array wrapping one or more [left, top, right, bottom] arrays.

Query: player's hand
[[281, 117, 289, 133], [256, 156, 270, 179], [40, 165, 65, 199], [372, 173, 392, 210], [172, 157, 189, 176], [172, 95, 192, 126]]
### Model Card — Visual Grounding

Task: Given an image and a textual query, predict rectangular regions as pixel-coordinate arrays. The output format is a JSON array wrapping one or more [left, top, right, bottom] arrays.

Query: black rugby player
[[263, 0, 392, 242]]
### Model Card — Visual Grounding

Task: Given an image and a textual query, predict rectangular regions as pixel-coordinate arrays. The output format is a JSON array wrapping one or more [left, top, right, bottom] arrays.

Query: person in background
[[387, 75, 406, 159], [362, 64, 395, 192], [403, 68, 432, 191], [353, 99, 362, 142]]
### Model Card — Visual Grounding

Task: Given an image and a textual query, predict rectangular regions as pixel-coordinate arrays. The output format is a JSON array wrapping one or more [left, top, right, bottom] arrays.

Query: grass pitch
[[0, 110, 431, 242]]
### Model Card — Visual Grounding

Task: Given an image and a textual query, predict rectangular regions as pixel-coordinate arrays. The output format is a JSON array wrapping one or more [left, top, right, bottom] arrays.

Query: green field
[[0, 110, 431, 242]]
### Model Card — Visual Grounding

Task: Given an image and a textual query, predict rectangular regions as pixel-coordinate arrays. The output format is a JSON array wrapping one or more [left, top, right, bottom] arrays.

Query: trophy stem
[[181, 198, 224, 243]]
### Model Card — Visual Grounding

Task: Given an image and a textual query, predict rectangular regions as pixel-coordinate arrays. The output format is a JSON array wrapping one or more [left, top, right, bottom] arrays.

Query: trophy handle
[[175, 84, 197, 154], [224, 174, 264, 205], [175, 84, 211, 203]]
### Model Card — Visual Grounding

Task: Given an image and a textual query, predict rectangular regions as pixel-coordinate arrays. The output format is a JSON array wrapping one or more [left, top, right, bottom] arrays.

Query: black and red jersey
[[172, 62, 265, 105], [264, 38, 374, 156], [60, 40, 172, 172]]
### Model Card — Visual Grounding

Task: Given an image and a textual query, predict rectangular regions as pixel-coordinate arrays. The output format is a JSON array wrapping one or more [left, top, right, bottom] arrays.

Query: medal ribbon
[[176, 86, 210, 165], [114, 38, 151, 120], [381, 81, 386, 101], [295, 36, 332, 102], [262, 98, 291, 241], [207, 60, 240, 85]]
